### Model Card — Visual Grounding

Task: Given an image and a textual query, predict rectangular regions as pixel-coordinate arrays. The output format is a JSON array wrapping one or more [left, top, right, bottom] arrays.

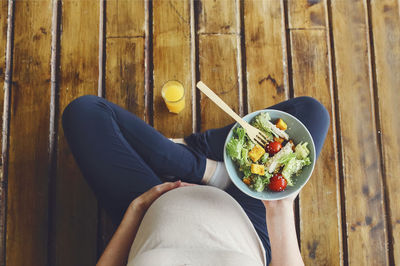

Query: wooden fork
[[196, 81, 269, 147]]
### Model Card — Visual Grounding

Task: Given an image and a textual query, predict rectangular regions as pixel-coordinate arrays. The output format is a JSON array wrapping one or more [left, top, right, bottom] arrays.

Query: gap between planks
[[238, 0, 248, 116], [193, 0, 201, 133], [145, 0, 153, 126]]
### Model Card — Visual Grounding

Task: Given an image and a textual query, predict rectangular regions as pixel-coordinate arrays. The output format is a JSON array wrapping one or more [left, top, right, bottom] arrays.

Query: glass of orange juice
[[161, 80, 185, 114]]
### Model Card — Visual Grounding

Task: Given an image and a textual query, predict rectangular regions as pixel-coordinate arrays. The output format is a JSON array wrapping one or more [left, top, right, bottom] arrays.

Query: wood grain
[[331, 0, 388, 264], [369, 0, 400, 264], [287, 0, 326, 29], [106, 0, 145, 38], [290, 30, 342, 265], [106, 1, 146, 119], [199, 35, 239, 130], [152, 0, 193, 137], [101, 0, 146, 255], [0, 1, 398, 265], [52, 0, 99, 265], [288, 1, 342, 264], [198, 0, 241, 130], [0, 1, 6, 118], [5, 1, 52, 265], [243, 0, 288, 112], [0, 1, 8, 263], [198, 0, 237, 34]]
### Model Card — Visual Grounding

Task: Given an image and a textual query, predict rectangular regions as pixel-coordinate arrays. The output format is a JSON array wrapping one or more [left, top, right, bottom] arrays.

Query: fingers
[[151, 180, 197, 197], [179, 182, 197, 187], [153, 180, 181, 195]]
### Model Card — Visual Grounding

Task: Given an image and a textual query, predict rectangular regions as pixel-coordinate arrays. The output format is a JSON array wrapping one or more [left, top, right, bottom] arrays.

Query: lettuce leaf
[[295, 142, 310, 160], [278, 152, 296, 165], [226, 138, 243, 161], [253, 176, 265, 192], [260, 153, 269, 164], [226, 127, 253, 168], [240, 165, 252, 178], [239, 148, 252, 167], [252, 112, 289, 140], [282, 157, 311, 186], [251, 113, 274, 140], [252, 172, 273, 192], [226, 127, 246, 160]]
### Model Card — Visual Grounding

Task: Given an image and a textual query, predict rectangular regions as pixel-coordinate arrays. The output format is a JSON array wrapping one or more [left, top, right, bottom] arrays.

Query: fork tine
[[258, 131, 269, 142], [255, 135, 267, 146], [256, 135, 267, 146], [254, 138, 264, 147]]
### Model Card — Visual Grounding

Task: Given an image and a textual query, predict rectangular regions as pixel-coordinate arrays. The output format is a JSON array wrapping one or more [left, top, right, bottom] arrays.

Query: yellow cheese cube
[[248, 144, 266, 162], [276, 118, 287, 131], [251, 164, 265, 175]]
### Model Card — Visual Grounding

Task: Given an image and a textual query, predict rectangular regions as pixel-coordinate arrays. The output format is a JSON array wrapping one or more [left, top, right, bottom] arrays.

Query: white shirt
[[127, 186, 266, 266]]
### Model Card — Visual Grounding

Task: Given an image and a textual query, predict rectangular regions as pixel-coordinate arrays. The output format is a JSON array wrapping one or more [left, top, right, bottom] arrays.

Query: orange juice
[[161, 81, 185, 114]]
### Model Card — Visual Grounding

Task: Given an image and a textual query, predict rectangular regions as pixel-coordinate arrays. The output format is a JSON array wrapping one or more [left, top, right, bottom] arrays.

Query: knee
[[62, 94, 102, 131], [294, 96, 330, 126]]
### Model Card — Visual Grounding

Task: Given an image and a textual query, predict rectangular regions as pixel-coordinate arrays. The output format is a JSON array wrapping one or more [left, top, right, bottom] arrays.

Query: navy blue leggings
[[62, 95, 329, 264]]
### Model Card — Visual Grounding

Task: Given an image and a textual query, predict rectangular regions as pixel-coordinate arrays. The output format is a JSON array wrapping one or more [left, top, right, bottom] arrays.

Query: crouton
[[242, 177, 251, 185], [275, 118, 287, 131], [251, 164, 265, 175], [248, 144, 266, 162]]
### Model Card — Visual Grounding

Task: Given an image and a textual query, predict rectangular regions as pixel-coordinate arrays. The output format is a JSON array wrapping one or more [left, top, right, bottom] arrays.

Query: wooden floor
[[0, 0, 399, 265]]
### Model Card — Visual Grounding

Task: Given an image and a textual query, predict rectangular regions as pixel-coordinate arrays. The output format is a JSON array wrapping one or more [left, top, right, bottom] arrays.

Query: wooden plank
[[199, 36, 239, 130], [198, 0, 237, 34], [243, 0, 288, 112], [290, 30, 342, 265], [0, 1, 6, 119], [369, 0, 400, 264], [198, 0, 241, 130], [106, 0, 145, 38], [0, 1, 8, 263], [52, 0, 99, 265], [287, 1, 342, 265], [101, 0, 146, 254], [105, 0, 146, 119], [5, 1, 52, 265], [287, 0, 326, 29], [152, 0, 193, 137], [330, 0, 388, 265]]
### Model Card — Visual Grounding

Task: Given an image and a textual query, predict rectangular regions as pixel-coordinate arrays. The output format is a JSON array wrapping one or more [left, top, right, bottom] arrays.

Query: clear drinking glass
[[161, 80, 185, 114]]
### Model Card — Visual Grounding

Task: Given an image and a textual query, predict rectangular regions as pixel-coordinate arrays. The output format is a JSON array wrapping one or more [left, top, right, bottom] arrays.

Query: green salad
[[226, 112, 311, 192]]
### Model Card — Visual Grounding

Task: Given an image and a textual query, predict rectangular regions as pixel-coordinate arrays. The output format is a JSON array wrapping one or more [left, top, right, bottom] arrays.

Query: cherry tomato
[[268, 173, 287, 192], [266, 141, 282, 155]]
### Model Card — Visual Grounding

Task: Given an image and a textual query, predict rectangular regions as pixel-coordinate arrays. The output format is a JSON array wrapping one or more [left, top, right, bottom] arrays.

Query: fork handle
[[196, 81, 248, 128]]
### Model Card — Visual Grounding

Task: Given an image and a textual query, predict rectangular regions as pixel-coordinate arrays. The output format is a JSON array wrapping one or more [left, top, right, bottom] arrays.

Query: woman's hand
[[97, 180, 195, 266], [130, 180, 194, 213], [262, 192, 304, 266], [262, 191, 298, 209]]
